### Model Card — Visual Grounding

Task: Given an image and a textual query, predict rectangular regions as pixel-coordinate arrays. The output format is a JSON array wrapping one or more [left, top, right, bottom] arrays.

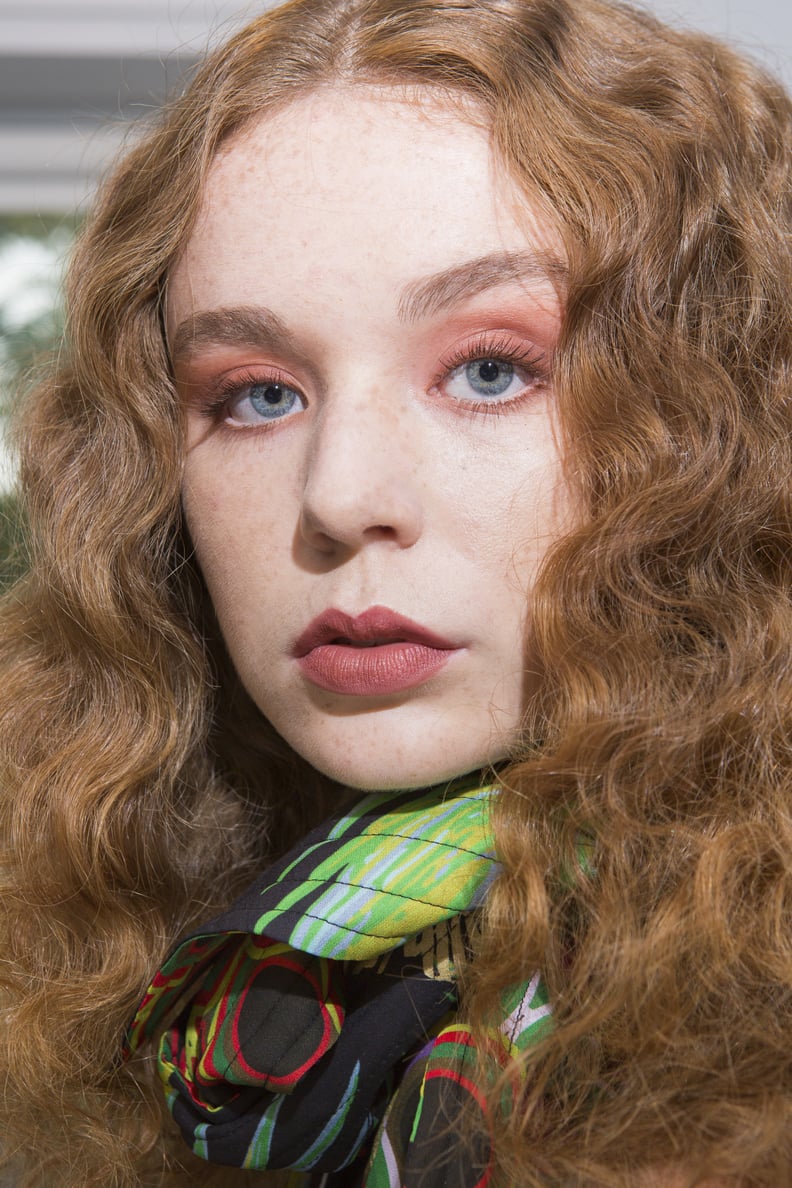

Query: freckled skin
[[170, 86, 571, 791]]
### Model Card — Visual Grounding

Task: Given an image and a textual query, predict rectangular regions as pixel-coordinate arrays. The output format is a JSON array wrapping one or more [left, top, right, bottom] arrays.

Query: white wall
[[0, 0, 790, 213], [0, 0, 279, 211], [646, 0, 792, 85]]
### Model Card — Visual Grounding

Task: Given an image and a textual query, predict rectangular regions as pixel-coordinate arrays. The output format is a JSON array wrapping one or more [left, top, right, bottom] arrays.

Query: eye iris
[[249, 382, 298, 418], [465, 358, 513, 396]]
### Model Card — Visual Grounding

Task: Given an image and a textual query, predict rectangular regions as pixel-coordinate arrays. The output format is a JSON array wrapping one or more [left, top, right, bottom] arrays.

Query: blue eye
[[444, 356, 527, 404], [248, 382, 300, 419], [225, 378, 306, 425]]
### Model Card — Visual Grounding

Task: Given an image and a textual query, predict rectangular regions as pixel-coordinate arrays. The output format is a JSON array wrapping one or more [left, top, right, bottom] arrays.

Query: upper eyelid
[[216, 363, 300, 391], [436, 332, 549, 378], [183, 330, 550, 402], [175, 347, 320, 399]]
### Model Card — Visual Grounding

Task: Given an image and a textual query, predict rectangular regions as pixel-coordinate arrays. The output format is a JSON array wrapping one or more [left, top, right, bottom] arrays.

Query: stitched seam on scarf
[[344, 830, 491, 858], [264, 875, 487, 913], [267, 906, 458, 942]]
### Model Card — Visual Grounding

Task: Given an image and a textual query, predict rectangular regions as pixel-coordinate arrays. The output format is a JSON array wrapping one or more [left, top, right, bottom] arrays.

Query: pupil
[[464, 358, 513, 398], [263, 384, 283, 404]]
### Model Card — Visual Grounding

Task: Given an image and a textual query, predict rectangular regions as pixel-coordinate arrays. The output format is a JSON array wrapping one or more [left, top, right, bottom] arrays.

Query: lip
[[293, 605, 462, 696]]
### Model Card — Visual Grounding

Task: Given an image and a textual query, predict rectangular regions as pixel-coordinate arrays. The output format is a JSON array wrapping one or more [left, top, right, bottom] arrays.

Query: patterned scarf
[[125, 779, 552, 1184]]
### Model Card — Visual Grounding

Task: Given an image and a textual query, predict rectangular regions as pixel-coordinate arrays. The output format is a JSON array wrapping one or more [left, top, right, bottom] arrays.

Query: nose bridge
[[300, 374, 422, 550]]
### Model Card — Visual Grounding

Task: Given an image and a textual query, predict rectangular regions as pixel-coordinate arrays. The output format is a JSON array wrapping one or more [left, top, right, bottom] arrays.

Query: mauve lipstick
[[293, 605, 461, 696]]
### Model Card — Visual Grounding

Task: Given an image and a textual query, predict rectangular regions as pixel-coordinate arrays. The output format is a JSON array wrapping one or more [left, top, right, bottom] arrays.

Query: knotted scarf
[[125, 780, 553, 1185]]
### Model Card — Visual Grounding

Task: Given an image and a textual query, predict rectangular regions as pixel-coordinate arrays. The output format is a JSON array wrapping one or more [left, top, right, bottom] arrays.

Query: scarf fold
[[125, 780, 514, 1176]]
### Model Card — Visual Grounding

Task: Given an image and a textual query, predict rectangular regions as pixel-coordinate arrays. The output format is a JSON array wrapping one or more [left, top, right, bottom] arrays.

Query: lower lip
[[297, 642, 458, 696]]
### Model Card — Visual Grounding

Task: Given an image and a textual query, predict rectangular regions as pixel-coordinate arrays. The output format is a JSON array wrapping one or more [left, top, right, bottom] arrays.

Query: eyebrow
[[169, 250, 567, 364], [397, 250, 566, 322], [170, 306, 295, 367]]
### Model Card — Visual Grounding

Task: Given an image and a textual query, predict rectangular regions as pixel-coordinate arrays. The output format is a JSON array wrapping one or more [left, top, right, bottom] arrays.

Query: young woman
[[1, 0, 790, 1184]]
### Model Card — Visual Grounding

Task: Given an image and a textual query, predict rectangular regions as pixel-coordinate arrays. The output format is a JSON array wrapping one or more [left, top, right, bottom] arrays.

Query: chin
[[293, 732, 508, 793], [261, 695, 516, 792]]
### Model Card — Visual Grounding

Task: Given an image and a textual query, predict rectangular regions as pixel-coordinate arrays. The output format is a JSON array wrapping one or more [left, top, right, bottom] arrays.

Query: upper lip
[[293, 605, 459, 657]]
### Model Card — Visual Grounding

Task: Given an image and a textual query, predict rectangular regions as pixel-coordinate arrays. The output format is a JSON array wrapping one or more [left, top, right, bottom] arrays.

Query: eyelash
[[434, 332, 548, 415], [200, 367, 296, 424], [197, 332, 548, 427]]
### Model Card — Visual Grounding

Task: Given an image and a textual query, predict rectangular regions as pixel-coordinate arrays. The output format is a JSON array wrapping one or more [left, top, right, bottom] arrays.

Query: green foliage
[[0, 214, 77, 586], [0, 491, 26, 591], [0, 214, 76, 409]]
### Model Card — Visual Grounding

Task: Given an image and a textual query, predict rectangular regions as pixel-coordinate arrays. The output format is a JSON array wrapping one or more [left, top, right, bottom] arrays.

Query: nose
[[298, 385, 424, 555]]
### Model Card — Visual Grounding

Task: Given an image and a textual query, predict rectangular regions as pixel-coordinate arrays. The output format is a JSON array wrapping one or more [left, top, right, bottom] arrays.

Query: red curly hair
[[1, 0, 790, 1183]]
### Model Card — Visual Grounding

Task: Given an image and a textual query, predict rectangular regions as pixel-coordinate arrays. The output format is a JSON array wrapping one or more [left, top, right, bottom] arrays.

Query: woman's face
[[170, 86, 569, 790]]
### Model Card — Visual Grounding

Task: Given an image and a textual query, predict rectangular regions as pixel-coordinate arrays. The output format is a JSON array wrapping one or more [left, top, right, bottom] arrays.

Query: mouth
[[293, 606, 462, 696], [332, 638, 400, 648], [293, 606, 457, 656]]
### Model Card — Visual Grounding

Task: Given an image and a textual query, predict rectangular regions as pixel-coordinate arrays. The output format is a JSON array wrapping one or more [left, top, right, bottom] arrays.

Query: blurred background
[[0, 0, 790, 582]]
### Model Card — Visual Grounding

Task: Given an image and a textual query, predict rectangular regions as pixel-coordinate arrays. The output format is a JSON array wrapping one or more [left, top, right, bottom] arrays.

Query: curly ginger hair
[[1, 0, 790, 1184]]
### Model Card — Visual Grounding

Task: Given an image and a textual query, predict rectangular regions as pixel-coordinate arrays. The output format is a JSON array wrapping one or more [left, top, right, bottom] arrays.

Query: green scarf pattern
[[125, 779, 552, 1184]]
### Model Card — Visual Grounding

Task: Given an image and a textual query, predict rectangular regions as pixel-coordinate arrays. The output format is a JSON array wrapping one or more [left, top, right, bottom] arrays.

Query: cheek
[[181, 455, 296, 644], [183, 436, 296, 551], [451, 443, 568, 586]]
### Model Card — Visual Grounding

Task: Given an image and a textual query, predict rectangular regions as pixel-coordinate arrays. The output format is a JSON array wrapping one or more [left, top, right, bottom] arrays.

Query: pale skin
[[170, 87, 737, 1186], [171, 85, 570, 792]]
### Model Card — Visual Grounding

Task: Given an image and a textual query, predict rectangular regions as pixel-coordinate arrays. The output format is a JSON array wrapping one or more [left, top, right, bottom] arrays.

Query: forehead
[[167, 85, 562, 324]]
